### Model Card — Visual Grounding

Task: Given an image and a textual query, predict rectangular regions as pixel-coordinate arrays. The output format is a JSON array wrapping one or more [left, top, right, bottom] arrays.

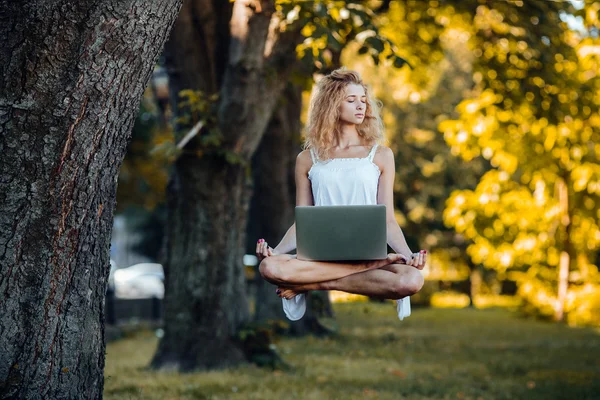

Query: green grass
[[104, 303, 600, 400]]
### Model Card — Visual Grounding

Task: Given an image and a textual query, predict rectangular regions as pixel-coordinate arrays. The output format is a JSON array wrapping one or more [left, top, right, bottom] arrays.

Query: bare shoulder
[[296, 149, 313, 174], [372, 144, 394, 172]]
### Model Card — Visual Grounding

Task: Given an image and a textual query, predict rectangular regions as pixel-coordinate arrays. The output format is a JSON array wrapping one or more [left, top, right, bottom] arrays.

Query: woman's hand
[[404, 250, 427, 270], [256, 238, 277, 263]]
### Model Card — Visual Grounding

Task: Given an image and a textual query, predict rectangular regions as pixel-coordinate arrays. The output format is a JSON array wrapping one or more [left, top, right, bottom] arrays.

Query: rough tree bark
[[151, 0, 303, 371], [0, 1, 182, 397]]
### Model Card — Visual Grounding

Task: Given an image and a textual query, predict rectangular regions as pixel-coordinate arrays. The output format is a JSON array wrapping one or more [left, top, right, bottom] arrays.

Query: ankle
[[299, 281, 328, 291], [317, 280, 334, 291]]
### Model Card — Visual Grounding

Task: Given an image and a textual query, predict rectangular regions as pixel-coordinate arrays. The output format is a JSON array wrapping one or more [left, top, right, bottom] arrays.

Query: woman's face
[[339, 83, 366, 125]]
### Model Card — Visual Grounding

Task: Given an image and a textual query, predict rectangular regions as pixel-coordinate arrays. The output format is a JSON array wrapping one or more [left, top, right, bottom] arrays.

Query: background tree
[[438, 0, 600, 323], [150, 0, 410, 370], [0, 0, 183, 397], [115, 91, 171, 262], [149, 0, 305, 371], [345, 1, 491, 304]]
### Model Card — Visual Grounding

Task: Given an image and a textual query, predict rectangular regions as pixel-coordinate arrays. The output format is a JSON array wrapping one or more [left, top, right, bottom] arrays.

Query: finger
[[263, 242, 269, 257], [411, 253, 418, 266]]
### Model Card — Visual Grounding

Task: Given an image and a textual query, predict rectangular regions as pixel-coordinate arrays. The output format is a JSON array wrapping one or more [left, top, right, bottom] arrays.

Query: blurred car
[[113, 263, 164, 299]]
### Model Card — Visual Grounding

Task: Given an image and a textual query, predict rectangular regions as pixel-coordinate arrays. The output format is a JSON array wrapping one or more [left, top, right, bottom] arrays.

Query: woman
[[256, 68, 427, 321]]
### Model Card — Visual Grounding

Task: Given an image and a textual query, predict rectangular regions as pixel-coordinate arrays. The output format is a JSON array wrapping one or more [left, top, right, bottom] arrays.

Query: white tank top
[[308, 144, 380, 206]]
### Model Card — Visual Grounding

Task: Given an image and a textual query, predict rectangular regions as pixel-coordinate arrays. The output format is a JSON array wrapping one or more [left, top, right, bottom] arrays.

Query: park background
[[1, 0, 600, 399], [106, 0, 600, 398]]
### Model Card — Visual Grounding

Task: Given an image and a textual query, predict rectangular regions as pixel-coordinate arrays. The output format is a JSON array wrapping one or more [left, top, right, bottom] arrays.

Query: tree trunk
[[151, 155, 251, 370], [151, 0, 303, 370], [0, 1, 182, 397], [247, 83, 301, 322], [555, 177, 571, 322], [247, 82, 336, 334], [467, 264, 482, 308]]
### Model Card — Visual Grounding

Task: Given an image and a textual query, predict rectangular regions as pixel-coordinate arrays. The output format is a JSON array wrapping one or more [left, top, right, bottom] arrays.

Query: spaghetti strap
[[367, 144, 379, 162], [309, 148, 318, 164]]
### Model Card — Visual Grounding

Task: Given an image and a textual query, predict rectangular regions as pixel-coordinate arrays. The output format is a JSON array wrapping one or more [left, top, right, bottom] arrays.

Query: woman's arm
[[273, 223, 297, 254], [387, 222, 414, 260], [272, 150, 314, 255], [376, 146, 413, 260]]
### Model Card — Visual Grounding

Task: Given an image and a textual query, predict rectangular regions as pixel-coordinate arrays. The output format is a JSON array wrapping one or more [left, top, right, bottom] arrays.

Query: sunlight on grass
[[430, 291, 471, 308], [329, 290, 370, 303], [105, 304, 600, 400], [430, 292, 523, 309], [474, 294, 522, 309], [331, 290, 523, 310]]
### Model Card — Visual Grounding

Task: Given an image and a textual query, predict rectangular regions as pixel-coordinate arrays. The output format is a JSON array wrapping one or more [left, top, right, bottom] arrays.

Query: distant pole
[[555, 177, 571, 322]]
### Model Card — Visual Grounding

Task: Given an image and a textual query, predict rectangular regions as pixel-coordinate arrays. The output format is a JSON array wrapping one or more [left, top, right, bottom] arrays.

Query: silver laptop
[[295, 205, 387, 261]]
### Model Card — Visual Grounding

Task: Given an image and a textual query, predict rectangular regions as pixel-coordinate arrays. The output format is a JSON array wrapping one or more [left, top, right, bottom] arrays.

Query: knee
[[406, 270, 425, 295], [393, 269, 424, 298], [258, 255, 288, 284], [258, 257, 277, 282]]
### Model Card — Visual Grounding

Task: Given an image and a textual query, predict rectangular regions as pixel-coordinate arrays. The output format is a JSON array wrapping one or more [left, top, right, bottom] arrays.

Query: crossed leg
[[259, 254, 424, 300]]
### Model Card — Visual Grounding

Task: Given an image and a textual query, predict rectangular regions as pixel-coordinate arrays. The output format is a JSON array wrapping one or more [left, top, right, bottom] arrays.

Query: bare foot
[[277, 287, 305, 300], [365, 253, 407, 270]]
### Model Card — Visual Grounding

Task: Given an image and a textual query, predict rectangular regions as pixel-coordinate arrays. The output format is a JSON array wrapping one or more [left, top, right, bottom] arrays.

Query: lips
[[355, 114, 364, 117]]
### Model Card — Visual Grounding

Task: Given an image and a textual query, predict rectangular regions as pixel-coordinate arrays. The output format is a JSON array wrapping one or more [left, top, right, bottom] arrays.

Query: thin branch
[[176, 120, 204, 149]]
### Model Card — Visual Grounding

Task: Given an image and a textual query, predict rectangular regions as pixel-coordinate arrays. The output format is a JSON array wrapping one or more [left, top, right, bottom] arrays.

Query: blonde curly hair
[[303, 68, 385, 161]]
